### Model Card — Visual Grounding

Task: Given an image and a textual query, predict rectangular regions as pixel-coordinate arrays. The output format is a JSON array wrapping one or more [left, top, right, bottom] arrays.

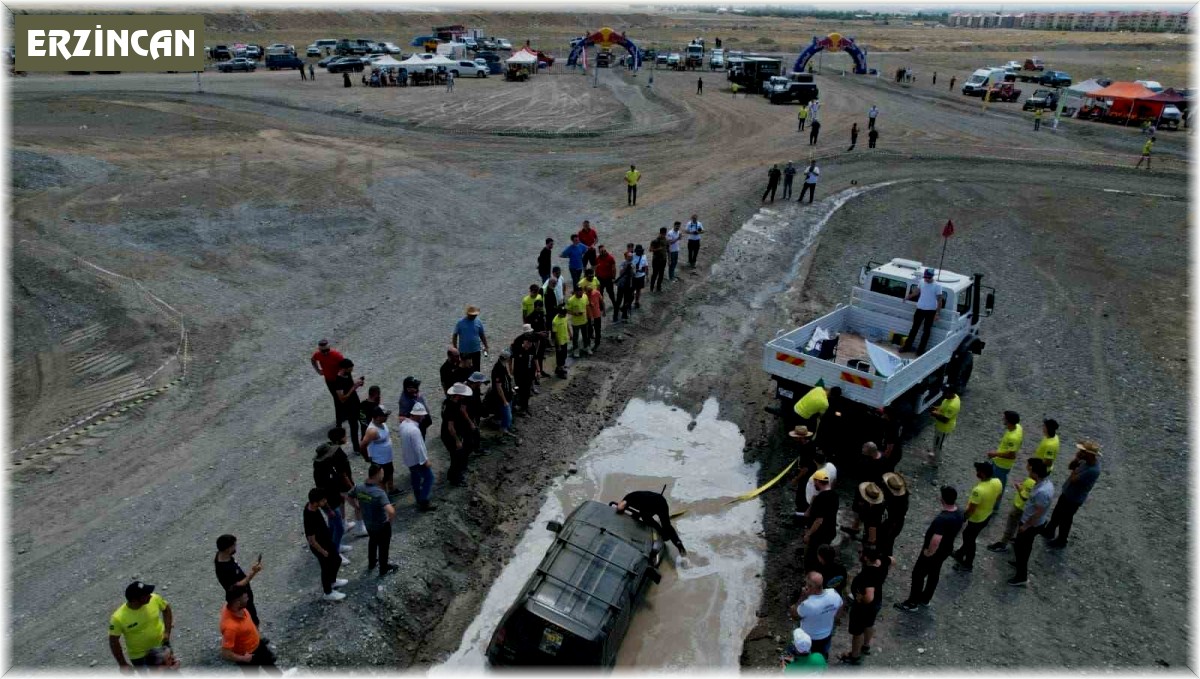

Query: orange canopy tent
[[1085, 81, 1159, 123]]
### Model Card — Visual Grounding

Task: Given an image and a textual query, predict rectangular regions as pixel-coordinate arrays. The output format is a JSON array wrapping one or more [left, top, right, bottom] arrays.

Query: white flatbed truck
[[764, 258, 994, 423]]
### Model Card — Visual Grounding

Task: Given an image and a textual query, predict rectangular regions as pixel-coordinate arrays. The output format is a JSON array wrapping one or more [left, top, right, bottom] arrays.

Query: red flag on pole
[[942, 219, 955, 238]]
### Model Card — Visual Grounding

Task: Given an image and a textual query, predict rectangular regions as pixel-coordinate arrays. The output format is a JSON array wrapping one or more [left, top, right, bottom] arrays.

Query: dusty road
[[9, 57, 1189, 670]]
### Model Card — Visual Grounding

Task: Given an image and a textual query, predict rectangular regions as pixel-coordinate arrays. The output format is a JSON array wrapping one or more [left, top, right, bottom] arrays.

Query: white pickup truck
[[764, 258, 994, 422]]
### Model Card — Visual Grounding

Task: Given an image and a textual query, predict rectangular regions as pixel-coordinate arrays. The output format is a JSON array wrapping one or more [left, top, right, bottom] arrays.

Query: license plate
[[777, 387, 794, 400], [538, 628, 564, 656]]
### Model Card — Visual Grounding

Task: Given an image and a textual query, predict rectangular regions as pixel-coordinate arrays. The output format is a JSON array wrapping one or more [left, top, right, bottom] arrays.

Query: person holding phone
[[214, 535, 262, 627]]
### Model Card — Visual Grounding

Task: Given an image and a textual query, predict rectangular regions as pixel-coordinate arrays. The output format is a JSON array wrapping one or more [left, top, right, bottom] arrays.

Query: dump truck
[[763, 258, 994, 425]]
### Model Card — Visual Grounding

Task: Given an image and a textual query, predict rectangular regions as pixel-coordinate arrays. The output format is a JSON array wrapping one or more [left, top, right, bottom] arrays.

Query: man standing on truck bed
[[613, 490, 687, 556], [900, 268, 944, 355]]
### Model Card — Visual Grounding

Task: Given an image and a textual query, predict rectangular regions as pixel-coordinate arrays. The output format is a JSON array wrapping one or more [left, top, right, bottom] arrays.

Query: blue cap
[[923, 268, 935, 277]]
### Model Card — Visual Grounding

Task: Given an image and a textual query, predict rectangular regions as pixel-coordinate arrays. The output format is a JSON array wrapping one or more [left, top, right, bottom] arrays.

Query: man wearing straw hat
[[452, 305, 489, 373], [442, 383, 475, 486], [788, 425, 819, 520], [850, 481, 886, 547], [952, 462, 1002, 573], [878, 472, 908, 558], [1043, 440, 1102, 549]]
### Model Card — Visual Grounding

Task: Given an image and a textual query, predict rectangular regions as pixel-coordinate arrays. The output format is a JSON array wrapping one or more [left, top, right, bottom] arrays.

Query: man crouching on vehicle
[[612, 490, 688, 556]]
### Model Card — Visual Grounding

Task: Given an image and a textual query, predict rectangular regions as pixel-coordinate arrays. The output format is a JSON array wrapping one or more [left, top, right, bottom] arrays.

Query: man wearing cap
[[987, 410, 1023, 506], [929, 386, 961, 465], [900, 269, 944, 355], [452, 306, 489, 373], [895, 486, 963, 612], [219, 585, 276, 669], [952, 463, 1002, 572], [1044, 440, 1101, 549], [879, 472, 908, 558], [398, 377, 432, 439], [443, 383, 475, 486], [109, 581, 173, 670], [511, 334, 539, 416], [333, 359, 366, 455], [352, 464, 399, 577], [780, 627, 827, 672], [804, 469, 839, 569], [790, 571, 841, 660], [399, 407, 437, 512], [360, 406, 396, 493], [310, 339, 345, 422], [1010, 458, 1053, 586]]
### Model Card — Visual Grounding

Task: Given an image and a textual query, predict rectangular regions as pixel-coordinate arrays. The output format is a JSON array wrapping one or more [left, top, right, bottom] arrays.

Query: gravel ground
[[8, 57, 1190, 670]]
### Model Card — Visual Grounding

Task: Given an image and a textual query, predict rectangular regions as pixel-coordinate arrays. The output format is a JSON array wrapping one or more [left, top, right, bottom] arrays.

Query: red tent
[[1142, 88, 1189, 104], [1085, 81, 1159, 122]]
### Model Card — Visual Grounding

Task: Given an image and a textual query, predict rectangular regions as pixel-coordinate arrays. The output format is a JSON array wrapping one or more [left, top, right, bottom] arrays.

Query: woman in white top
[[360, 407, 395, 493], [631, 244, 648, 309]]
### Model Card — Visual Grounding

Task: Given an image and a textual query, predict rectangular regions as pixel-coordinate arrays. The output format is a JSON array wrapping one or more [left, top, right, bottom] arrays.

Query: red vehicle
[[985, 82, 1022, 103]]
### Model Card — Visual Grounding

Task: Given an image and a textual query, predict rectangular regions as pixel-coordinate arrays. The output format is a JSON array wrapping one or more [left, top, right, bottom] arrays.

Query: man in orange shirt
[[310, 339, 345, 423], [220, 586, 278, 671], [587, 285, 605, 352]]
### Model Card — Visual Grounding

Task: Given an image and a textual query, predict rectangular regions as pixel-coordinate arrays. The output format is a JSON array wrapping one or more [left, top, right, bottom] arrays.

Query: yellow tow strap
[[668, 456, 800, 519]]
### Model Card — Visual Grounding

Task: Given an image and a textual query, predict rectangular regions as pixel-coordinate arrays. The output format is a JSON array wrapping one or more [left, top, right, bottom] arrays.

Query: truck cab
[[962, 67, 1008, 96], [764, 258, 994, 426]]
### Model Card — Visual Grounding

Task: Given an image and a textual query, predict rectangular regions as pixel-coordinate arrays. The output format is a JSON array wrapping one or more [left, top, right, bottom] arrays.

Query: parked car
[[326, 56, 366, 73], [1159, 104, 1183, 129], [666, 53, 681, 68], [266, 54, 305, 70], [496, 38, 513, 51], [766, 73, 819, 105], [1038, 70, 1072, 87], [1022, 88, 1058, 111], [450, 59, 489, 77], [217, 58, 256, 73], [485, 501, 663, 667], [983, 82, 1022, 102], [211, 45, 233, 61], [655, 53, 669, 65], [306, 44, 322, 57], [463, 37, 478, 50], [379, 41, 403, 54], [267, 43, 294, 55], [474, 51, 503, 74], [245, 45, 262, 59], [1003, 60, 1022, 70], [317, 54, 342, 67], [478, 37, 498, 50]]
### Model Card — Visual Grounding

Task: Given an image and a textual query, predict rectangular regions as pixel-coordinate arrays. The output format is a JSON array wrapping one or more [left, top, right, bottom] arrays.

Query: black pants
[[848, 137, 857, 151], [599, 277, 617, 308], [583, 247, 597, 269], [335, 405, 361, 454], [783, 177, 794, 198], [798, 183, 816, 203], [1046, 497, 1082, 542], [515, 373, 534, 412], [461, 351, 482, 372], [571, 324, 590, 351], [809, 127, 820, 144], [903, 309, 937, 352], [687, 239, 700, 267], [905, 552, 948, 605], [650, 260, 666, 291], [555, 344, 569, 372], [954, 517, 990, 568], [591, 318, 602, 349], [627, 184, 637, 206], [869, 138, 877, 148], [762, 183, 778, 202], [798, 118, 806, 131], [868, 117, 875, 130], [324, 380, 340, 422], [1034, 118, 1041, 131], [367, 523, 392, 575], [1012, 525, 1042, 581], [312, 548, 341, 594], [613, 287, 632, 321], [879, 517, 903, 558], [697, 82, 703, 94], [445, 436, 468, 484], [236, 642, 277, 670]]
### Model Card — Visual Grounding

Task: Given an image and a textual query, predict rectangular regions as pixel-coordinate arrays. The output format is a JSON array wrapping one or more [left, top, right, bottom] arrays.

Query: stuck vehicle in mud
[[485, 500, 664, 667]]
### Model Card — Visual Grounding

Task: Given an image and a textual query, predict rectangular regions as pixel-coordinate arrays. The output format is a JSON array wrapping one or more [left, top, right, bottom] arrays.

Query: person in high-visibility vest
[[793, 382, 842, 433], [624, 164, 641, 206], [1135, 136, 1155, 169]]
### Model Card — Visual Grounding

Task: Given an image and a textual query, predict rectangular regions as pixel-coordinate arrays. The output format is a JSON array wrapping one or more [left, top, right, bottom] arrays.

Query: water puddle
[[435, 397, 763, 670]]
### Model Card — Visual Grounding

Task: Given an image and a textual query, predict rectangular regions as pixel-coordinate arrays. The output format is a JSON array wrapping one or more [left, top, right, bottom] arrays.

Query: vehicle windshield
[[966, 75, 986, 84]]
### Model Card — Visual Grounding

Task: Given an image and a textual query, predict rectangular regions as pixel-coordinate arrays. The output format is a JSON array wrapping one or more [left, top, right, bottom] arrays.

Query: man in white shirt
[[798, 161, 820, 204], [666, 221, 683, 281], [790, 571, 843, 660], [900, 268, 945, 354], [399, 404, 436, 512], [685, 214, 704, 269], [809, 99, 820, 123], [868, 104, 878, 130]]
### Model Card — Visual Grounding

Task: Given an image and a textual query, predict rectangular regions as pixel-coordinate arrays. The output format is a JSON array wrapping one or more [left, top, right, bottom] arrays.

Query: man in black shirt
[[614, 490, 687, 556], [841, 545, 894, 664], [895, 486, 963, 611], [214, 534, 262, 626], [439, 348, 472, 394], [538, 237, 554, 282], [333, 359, 365, 455], [879, 472, 909, 558], [878, 409, 904, 473], [814, 544, 847, 596], [849, 482, 886, 547], [314, 427, 356, 557], [804, 470, 839, 569], [303, 488, 346, 601], [511, 334, 539, 416]]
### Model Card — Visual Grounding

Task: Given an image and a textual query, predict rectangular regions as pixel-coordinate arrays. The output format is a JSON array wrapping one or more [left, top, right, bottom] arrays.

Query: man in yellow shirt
[[565, 287, 592, 358], [986, 410, 1022, 504], [579, 268, 601, 294], [797, 104, 809, 132], [1033, 418, 1060, 474], [521, 284, 543, 324], [986, 458, 1038, 553], [1135, 136, 1155, 169], [952, 462, 1002, 572], [625, 164, 641, 206], [792, 382, 842, 435], [928, 386, 960, 465], [109, 581, 173, 669], [551, 307, 571, 378]]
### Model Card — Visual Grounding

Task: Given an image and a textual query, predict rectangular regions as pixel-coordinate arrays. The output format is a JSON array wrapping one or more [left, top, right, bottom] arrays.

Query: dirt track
[[9, 55, 1189, 669]]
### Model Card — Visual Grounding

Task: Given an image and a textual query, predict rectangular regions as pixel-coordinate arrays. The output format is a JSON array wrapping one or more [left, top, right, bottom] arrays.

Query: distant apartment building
[[948, 9, 1189, 32]]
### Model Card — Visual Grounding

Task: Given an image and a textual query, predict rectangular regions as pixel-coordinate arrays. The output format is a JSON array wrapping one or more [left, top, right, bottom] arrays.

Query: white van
[[961, 67, 1007, 97]]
